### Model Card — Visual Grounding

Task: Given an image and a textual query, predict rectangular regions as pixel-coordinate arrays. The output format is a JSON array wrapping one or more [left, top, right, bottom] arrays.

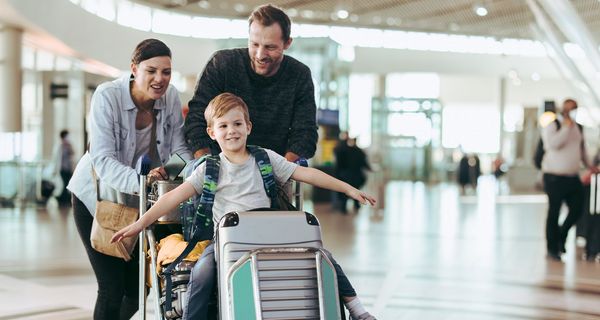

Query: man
[[184, 4, 318, 162], [541, 99, 598, 260]]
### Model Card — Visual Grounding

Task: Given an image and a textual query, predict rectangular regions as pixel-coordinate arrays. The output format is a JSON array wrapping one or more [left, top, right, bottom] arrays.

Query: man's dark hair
[[131, 39, 171, 65], [60, 129, 69, 139], [248, 4, 291, 42]]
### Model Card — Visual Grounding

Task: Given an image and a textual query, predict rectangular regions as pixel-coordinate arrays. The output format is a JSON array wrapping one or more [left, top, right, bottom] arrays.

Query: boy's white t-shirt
[[186, 148, 297, 227]]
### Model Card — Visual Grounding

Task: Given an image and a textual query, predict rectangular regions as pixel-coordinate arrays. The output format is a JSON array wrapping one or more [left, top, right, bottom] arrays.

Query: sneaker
[[350, 312, 377, 320], [546, 252, 562, 262]]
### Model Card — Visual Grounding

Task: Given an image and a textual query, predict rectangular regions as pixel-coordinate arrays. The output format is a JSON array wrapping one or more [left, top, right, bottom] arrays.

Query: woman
[[67, 39, 192, 319]]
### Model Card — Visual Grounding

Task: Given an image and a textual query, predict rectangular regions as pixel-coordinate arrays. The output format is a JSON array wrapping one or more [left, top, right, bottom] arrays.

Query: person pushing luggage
[[112, 93, 378, 320]]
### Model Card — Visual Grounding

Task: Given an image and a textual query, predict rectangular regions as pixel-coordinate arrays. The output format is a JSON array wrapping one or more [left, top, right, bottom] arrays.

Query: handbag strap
[[91, 167, 102, 202]]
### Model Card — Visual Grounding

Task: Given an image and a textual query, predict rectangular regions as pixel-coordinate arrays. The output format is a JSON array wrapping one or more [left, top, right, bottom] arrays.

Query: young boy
[[112, 93, 377, 320]]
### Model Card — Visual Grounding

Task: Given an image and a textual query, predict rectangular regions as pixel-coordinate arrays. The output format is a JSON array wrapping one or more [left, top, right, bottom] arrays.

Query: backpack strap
[[180, 156, 207, 240], [247, 145, 278, 208], [191, 154, 220, 240]]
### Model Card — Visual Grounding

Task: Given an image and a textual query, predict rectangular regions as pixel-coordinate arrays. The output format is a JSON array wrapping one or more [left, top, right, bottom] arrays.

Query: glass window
[[152, 10, 191, 37], [80, 0, 99, 14], [35, 50, 54, 71], [348, 74, 375, 148], [117, 2, 151, 31], [442, 104, 500, 153], [387, 113, 432, 147], [22, 46, 35, 70], [386, 73, 440, 99], [189, 17, 246, 39], [96, 0, 116, 21]]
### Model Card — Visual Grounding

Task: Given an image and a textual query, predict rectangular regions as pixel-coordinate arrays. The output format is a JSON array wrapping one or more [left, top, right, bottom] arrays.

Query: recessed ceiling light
[[531, 72, 541, 81], [233, 4, 246, 13], [197, 0, 210, 9], [301, 10, 315, 19], [474, 5, 488, 16], [336, 9, 349, 19], [449, 22, 460, 31]]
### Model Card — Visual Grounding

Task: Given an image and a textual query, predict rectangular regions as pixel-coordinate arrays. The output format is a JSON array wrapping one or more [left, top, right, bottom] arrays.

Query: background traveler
[[67, 39, 192, 319], [335, 137, 371, 213], [541, 98, 598, 261], [184, 4, 318, 162], [457, 152, 481, 195], [56, 129, 74, 205]]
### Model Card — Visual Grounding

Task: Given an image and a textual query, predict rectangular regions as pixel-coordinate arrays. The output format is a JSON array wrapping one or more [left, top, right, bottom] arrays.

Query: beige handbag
[[90, 197, 139, 261]]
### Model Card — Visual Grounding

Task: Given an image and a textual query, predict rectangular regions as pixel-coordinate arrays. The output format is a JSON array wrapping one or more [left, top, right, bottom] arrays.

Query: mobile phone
[[164, 153, 187, 180]]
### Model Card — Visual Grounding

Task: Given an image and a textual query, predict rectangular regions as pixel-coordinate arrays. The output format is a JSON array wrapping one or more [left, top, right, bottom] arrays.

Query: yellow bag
[[155, 233, 210, 274]]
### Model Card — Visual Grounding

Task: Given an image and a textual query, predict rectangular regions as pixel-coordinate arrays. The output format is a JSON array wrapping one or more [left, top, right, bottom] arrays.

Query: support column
[[0, 25, 22, 133], [499, 77, 506, 156]]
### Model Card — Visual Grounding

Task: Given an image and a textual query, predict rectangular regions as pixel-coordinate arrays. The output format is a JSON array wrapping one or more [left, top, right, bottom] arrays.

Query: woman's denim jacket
[[68, 75, 192, 215]]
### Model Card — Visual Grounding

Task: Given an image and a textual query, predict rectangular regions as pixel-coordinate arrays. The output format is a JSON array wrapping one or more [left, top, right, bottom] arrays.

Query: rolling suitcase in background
[[215, 210, 342, 320], [586, 174, 600, 261]]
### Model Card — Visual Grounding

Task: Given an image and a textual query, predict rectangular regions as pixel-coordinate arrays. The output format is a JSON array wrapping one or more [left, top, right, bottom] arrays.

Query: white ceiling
[[0, 0, 577, 81], [135, 0, 600, 42]]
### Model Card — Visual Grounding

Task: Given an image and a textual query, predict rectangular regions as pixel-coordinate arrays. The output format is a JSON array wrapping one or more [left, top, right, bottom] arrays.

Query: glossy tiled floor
[[1, 176, 599, 319]]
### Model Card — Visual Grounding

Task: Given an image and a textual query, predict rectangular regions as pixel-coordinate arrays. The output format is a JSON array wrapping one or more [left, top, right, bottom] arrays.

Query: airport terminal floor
[[1, 176, 600, 320]]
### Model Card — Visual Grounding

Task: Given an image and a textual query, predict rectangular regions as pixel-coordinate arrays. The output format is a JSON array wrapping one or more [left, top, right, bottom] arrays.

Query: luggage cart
[[139, 179, 186, 320], [139, 176, 342, 320]]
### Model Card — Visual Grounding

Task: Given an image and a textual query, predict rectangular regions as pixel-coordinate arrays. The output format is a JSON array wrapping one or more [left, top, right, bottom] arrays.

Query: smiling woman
[[66, 38, 192, 319]]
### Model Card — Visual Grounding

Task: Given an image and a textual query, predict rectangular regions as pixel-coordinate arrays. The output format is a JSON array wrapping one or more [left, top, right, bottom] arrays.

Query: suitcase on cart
[[215, 210, 342, 320]]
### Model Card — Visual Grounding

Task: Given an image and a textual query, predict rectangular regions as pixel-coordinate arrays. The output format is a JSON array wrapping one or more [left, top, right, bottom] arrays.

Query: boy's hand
[[111, 221, 144, 243], [346, 188, 376, 206]]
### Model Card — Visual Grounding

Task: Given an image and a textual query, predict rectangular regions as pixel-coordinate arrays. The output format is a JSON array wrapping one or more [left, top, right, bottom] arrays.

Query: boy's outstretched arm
[[291, 166, 376, 206], [110, 182, 197, 243]]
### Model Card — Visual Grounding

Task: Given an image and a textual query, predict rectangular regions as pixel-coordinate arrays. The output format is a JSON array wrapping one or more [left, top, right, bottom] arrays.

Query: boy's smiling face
[[207, 107, 252, 154]]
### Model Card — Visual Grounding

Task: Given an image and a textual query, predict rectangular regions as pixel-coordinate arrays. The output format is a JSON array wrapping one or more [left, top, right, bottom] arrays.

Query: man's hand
[[285, 151, 299, 162], [590, 166, 600, 174], [194, 148, 210, 159]]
